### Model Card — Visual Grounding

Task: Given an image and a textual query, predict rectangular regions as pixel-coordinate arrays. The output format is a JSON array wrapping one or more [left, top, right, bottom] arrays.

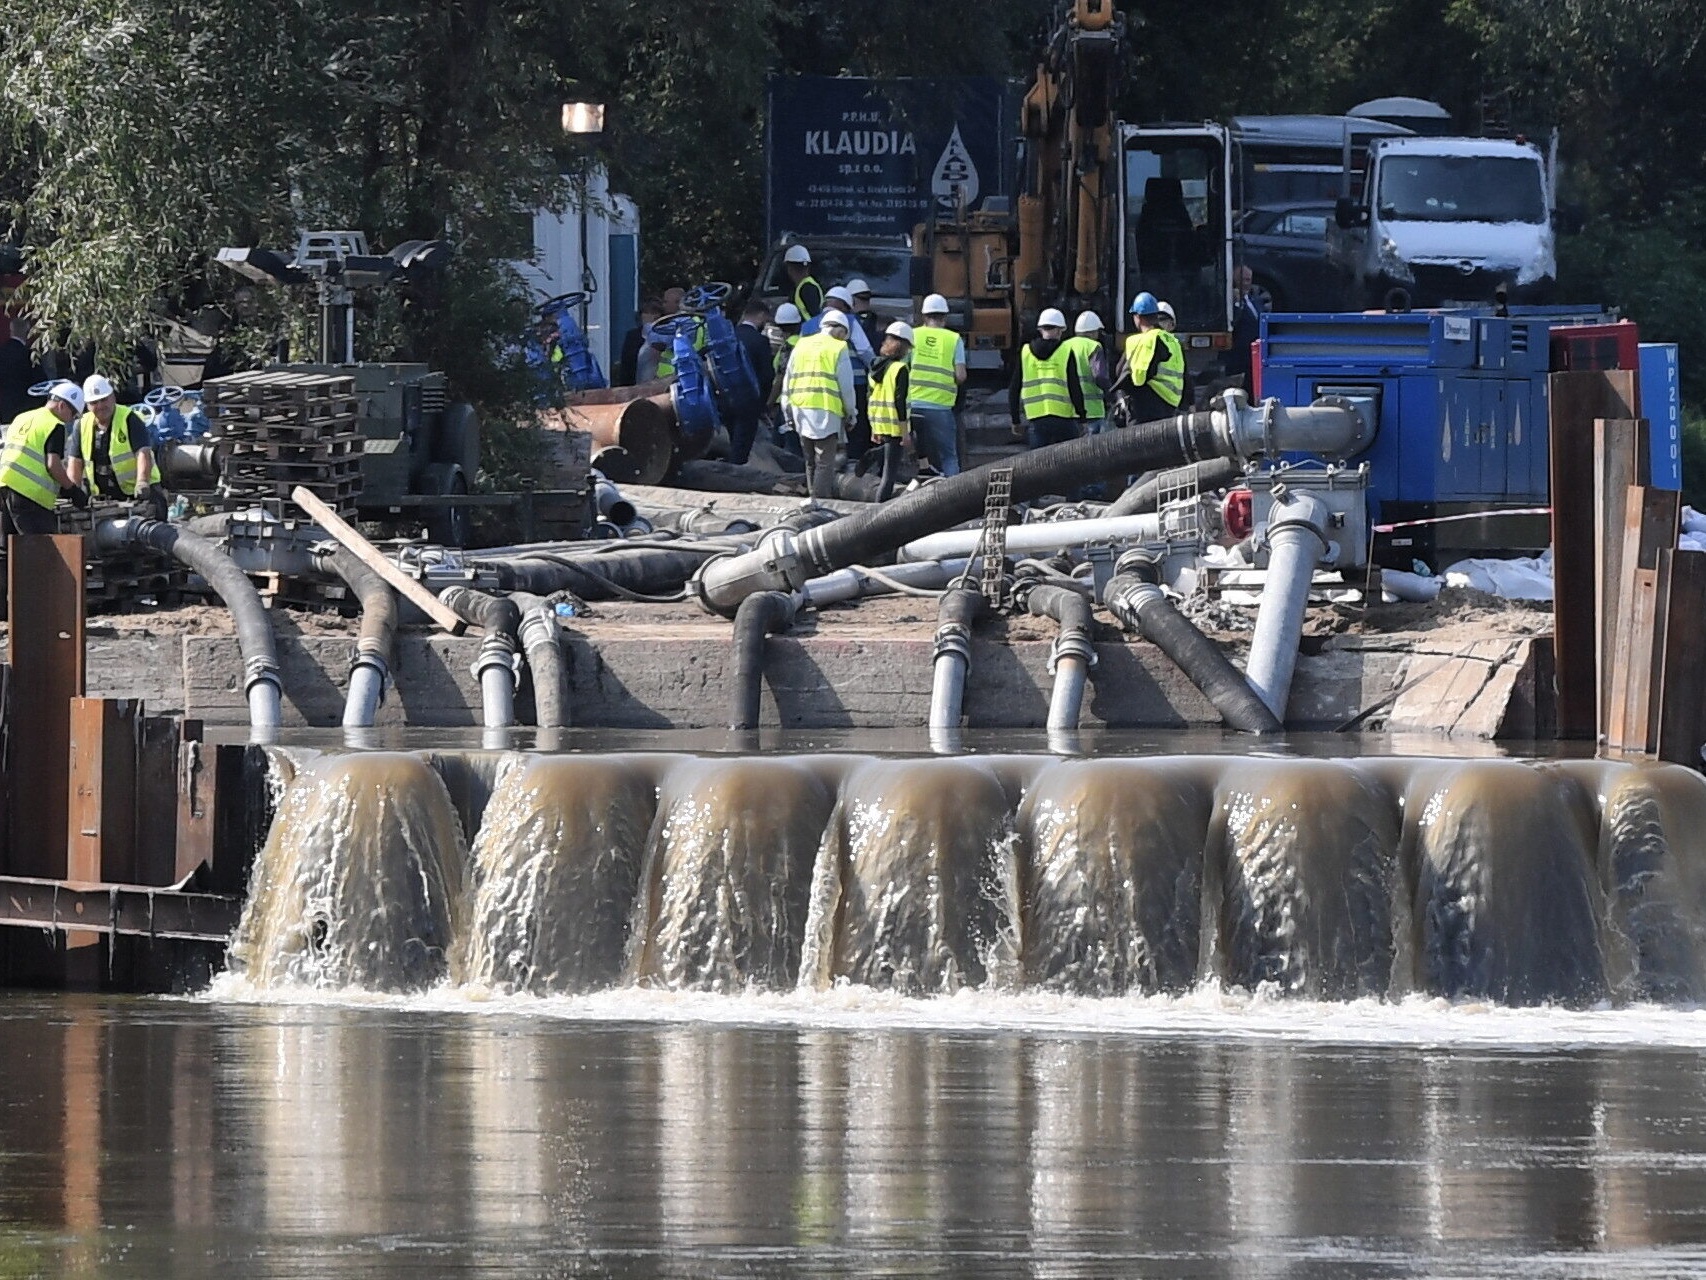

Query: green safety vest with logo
[[1019, 343, 1075, 421], [868, 359, 907, 439], [784, 331, 847, 416], [1061, 335, 1106, 419], [78, 404, 160, 496], [0, 406, 64, 511], [1123, 328, 1186, 408], [909, 326, 960, 408]]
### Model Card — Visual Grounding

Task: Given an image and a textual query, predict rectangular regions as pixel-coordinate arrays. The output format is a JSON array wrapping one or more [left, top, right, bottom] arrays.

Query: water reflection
[[0, 998, 1705, 1275]]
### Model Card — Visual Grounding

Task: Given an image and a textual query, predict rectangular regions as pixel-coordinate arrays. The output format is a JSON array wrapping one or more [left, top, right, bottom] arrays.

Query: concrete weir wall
[[85, 625, 1545, 736]]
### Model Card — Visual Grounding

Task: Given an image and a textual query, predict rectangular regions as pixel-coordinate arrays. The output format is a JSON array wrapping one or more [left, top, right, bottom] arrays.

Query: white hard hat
[[885, 321, 915, 344], [1074, 310, 1104, 335], [847, 278, 872, 297], [818, 309, 850, 333], [784, 244, 812, 265], [921, 293, 950, 316], [1038, 307, 1067, 330], [1157, 300, 1176, 321], [83, 373, 114, 402], [775, 302, 803, 325], [825, 285, 855, 308], [48, 380, 85, 414]]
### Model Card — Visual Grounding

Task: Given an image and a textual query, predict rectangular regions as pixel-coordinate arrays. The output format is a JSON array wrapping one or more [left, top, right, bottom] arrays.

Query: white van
[[1328, 136, 1555, 309]]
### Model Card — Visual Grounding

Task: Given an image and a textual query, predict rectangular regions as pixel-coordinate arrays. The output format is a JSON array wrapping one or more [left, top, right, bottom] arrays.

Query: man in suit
[[0, 318, 42, 425], [1230, 265, 1263, 389]]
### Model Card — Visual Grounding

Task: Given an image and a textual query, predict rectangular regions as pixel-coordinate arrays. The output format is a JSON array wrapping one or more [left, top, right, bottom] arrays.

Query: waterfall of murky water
[[228, 750, 1706, 1007]]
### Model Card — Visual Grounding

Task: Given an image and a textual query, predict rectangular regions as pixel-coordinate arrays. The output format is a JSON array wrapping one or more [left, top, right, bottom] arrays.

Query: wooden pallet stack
[[203, 371, 364, 518], [61, 501, 186, 612]]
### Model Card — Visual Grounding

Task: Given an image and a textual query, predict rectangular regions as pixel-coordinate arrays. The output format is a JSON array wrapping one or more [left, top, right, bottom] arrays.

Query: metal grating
[[976, 465, 1014, 609], [1154, 462, 1204, 547]]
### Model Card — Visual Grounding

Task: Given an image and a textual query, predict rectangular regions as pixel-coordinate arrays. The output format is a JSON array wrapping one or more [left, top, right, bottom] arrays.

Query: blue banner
[[765, 76, 1015, 241], [1640, 343, 1683, 491]]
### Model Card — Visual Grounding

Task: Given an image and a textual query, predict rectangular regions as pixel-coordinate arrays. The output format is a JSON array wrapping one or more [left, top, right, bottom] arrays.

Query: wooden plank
[[1604, 485, 1680, 752], [6, 536, 86, 880], [1617, 569, 1660, 754], [1593, 419, 1644, 734], [290, 485, 468, 635], [1657, 549, 1706, 765], [1550, 370, 1638, 739]]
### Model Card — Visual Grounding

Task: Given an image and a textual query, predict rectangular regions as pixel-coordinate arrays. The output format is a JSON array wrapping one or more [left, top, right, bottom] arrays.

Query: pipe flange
[[242, 655, 282, 696], [471, 635, 521, 681], [933, 622, 973, 664], [1259, 491, 1333, 550], [1048, 628, 1097, 674]]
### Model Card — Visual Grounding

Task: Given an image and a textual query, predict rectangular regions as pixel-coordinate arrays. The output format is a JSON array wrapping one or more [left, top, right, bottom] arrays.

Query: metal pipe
[[438, 586, 521, 729], [315, 547, 397, 729], [797, 558, 972, 608], [592, 475, 638, 527], [1102, 550, 1280, 734], [729, 591, 797, 729], [897, 512, 1165, 563], [561, 398, 674, 485], [95, 517, 281, 737], [928, 586, 984, 731], [1018, 580, 1096, 731], [1245, 490, 1332, 723], [690, 393, 1367, 616]]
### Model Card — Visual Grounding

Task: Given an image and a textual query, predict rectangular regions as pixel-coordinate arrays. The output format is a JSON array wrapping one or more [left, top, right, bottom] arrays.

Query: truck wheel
[[422, 463, 469, 547]]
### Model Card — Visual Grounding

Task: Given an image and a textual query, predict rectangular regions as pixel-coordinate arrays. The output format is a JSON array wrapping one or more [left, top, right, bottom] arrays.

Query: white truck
[[1327, 136, 1556, 310]]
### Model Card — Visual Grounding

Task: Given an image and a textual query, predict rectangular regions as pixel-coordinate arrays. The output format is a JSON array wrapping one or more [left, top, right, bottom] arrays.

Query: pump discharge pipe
[[1012, 575, 1096, 731], [689, 392, 1369, 616], [929, 585, 985, 732], [1102, 550, 1281, 734], [1244, 489, 1333, 724], [728, 591, 797, 730], [95, 517, 282, 736], [509, 592, 568, 728], [313, 547, 396, 728], [438, 586, 521, 729]]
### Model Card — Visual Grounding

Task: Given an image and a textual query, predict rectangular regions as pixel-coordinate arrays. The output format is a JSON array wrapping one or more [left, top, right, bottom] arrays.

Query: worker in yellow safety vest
[[781, 309, 856, 498], [783, 244, 824, 318], [0, 378, 81, 538], [1117, 291, 1186, 425], [70, 374, 162, 513], [865, 321, 914, 489], [1009, 307, 1087, 452], [907, 293, 966, 476], [1062, 310, 1109, 434]]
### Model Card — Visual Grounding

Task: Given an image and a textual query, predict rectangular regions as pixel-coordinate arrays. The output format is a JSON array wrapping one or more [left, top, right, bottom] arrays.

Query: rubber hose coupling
[[932, 621, 973, 666], [471, 632, 521, 682], [516, 606, 560, 653], [243, 655, 283, 697], [1048, 626, 1097, 675], [1259, 489, 1333, 554], [350, 637, 390, 682]]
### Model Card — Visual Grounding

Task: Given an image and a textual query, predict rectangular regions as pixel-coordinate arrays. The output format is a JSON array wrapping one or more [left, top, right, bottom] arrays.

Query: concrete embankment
[[65, 594, 1550, 736]]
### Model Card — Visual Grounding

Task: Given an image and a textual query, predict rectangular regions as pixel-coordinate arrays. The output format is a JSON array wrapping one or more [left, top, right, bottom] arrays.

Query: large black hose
[[1105, 458, 1243, 518], [439, 586, 521, 728], [95, 517, 282, 733], [509, 591, 568, 728], [729, 591, 797, 730], [1102, 551, 1280, 734], [477, 545, 726, 599], [318, 547, 397, 728]]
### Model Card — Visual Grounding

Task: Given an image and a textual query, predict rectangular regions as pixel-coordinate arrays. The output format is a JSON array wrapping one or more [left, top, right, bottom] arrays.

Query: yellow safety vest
[[909, 326, 960, 408], [792, 275, 823, 316], [657, 319, 707, 381], [772, 333, 799, 380], [784, 331, 846, 416], [0, 406, 64, 510], [868, 359, 907, 439], [1019, 344, 1075, 421], [1123, 328, 1186, 407], [78, 404, 159, 496], [1062, 335, 1106, 418]]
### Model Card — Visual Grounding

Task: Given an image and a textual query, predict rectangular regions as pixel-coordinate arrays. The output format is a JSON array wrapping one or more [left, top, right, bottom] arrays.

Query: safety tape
[[1373, 506, 1551, 534]]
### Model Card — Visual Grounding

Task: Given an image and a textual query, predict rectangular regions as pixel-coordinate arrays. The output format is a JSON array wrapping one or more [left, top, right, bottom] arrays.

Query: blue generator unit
[[1259, 311, 1552, 570]]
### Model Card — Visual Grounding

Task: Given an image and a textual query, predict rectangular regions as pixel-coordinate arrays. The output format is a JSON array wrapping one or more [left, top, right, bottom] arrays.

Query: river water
[[7, 991, 1706, 1277]]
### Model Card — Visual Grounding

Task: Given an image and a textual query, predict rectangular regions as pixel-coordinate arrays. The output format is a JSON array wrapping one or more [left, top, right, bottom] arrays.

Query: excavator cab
[[1118, 123, 1233, 372]]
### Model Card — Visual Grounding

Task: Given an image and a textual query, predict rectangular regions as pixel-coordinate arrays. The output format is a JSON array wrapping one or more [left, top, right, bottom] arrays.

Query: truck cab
[[754, 236, 916, 327], [1328, 136, 1555, 309]]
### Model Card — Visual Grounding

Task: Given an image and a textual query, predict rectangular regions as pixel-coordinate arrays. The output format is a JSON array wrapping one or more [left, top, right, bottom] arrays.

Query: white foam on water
[[199, 972, 1706, 1050]]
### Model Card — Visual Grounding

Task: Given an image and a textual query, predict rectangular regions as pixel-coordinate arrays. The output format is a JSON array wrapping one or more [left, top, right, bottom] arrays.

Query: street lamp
[[561, 102, 605, 135]]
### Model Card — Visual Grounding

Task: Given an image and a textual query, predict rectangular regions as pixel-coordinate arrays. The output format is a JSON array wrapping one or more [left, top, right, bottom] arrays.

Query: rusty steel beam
[[7, 535, 86, 880], [558, 397, 675, 485], [0, 875, 240, 942], [69, 698, 140, 886]]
